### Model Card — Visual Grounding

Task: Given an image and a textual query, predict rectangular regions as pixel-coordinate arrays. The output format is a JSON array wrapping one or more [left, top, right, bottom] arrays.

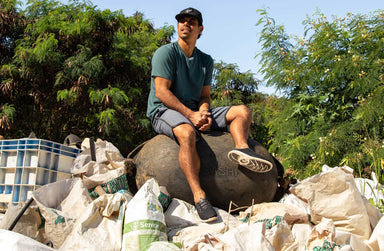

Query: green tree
[[0, 0, 25, 130], [0, 0, 173, 155], [257, 9, 384, 182], [0, 0, 25, 64]]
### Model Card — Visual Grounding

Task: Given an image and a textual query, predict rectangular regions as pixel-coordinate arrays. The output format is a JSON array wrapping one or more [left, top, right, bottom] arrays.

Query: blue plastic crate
[[0, 138, 81, 209]]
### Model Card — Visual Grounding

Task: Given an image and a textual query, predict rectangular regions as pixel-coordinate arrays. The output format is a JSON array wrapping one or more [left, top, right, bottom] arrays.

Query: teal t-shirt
[[146, 41, 214, 120]]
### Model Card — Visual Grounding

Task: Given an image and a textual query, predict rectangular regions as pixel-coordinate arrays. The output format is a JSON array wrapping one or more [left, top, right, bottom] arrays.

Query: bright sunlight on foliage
[[257, 9, 384, 183]]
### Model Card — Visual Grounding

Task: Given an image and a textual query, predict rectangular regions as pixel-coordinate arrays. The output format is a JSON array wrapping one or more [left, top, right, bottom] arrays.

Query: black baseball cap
[[175, 7, 203, 26]]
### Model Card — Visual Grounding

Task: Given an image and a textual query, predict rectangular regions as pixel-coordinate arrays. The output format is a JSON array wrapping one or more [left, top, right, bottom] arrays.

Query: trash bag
[[146, 241, 182, 251], [306, 218, 354, 251], [59, 190, 132, 251], [0, 203, 46, 243], [334, 230, 371, 251], [237, 203, 302, 250], [291, 224, 313, 251], [71, 138, 134, 199], [71, 138, 128, 177], [32, 178, 92, 248], [289, 167, 372, 240], [237, 202, 311, 226], [0, 229, 54, 251], [122, 179, 168, 251], [219, 222, 275, 250], [165, 198, 241, 241], [366, 216, 384, 251]]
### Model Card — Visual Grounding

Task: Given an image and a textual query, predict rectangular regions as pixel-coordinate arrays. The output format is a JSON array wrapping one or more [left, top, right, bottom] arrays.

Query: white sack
[[355, 172, 384, 206], [306, 217, 353, 251], [236, 203, 300, 251], [175, 232, 231, 251], [290, 167, 371, 240], [146, 241, 182, 250], [0, 203, 46, 243], [219, 222, 274, 251], [71, 139, 126, 176], [355, 175, 384, 230], [172, 224, 230, 250], [0, 229, 54, 251], [291, 223, 313, 251], [122, 178, 167, 251], [32, 178, 92, 248], [362, 196, 383, 231], [165, 198, 241, 241], [335, 230, 372, 251], [238, 202, 310, 226], [264, 219, 297, 251], [165, 198, 201, 230], [82, 165, 127, 189], [279, 193, 310, 215], [366, 215, 384, 251], [59, 191, 132, 251]]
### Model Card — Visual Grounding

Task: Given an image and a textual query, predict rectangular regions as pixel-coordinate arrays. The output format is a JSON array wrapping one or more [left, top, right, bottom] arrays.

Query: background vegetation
[[257, 9, 384, 186], [1, 0, 383, 193], [1, 0, 173, 155]]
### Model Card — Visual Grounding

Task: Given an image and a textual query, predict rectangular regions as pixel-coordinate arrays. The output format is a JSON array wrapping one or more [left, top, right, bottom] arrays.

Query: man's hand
[[198, 110, 212, 131], [188, 110, 211, 131], [188, 111, 208, 128], [197, 86, 212, 131]]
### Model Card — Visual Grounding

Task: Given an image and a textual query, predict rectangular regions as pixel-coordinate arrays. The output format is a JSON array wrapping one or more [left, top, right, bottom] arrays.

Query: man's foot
[[195, 198, 218, 223], [228, 148, 273, 172]]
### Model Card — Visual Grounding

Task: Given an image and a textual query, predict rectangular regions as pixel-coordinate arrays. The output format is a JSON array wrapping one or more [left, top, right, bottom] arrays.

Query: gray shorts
[[151, 106, 230, 141]]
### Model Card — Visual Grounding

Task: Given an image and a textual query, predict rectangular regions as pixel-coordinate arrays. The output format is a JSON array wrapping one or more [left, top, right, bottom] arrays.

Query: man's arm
[[197, 85, 212, 131], [154, 76, 208, 129], [198, 85, 211, 112]]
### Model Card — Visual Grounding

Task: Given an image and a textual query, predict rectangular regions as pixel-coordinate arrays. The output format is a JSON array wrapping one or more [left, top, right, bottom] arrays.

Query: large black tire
[[134, 131, 279, 210]]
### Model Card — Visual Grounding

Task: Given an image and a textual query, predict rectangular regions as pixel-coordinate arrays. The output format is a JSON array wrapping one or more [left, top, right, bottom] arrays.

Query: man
[[146, 7, 273, 222]]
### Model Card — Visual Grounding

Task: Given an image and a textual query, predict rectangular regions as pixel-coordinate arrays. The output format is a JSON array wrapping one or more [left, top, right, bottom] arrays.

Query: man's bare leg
[[173, 123, 217, 222], [226, 105, 273, 172], [173, 123, 205, 203], [225, 105, 252, 148]]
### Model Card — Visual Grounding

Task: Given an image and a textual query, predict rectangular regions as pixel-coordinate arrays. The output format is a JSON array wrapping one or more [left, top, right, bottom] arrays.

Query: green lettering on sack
[[240, 214, 250, 223], [255, 215, 284, 229], [124, 219, 166, 233], [158, 192, 172, 210], [50, 209, 66, 224], [312, 240, 344, 251], [55, 215, 65, 224]]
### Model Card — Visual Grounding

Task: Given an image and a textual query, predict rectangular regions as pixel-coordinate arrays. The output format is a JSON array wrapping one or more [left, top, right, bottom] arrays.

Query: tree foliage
[[0, 0, 271, 157], [0, 0, 173, 155], [0, 0, 25, 64], [257, 9, 384, 182]]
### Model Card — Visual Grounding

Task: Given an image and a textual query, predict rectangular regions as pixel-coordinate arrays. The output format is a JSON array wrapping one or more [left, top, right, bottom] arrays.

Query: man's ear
[[199, 25, 204, 35]]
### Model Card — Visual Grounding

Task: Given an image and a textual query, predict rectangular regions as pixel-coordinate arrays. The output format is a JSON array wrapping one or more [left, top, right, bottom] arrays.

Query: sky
[[21, 0, 383, 95]]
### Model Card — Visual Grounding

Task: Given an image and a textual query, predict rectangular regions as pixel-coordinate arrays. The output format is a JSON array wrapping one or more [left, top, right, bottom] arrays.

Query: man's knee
[[237, 105, 251, 118], [227, 105, 251, 121], [173, 123, 196, 143]]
